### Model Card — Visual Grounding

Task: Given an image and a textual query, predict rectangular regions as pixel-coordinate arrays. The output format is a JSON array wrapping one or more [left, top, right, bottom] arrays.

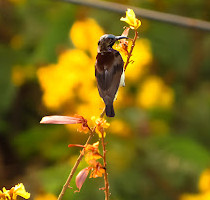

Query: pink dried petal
[[75, 168, 90, 192], [122, 27, 130, 37], [40, 115, 83, 124], [120, 27, 130, 44]]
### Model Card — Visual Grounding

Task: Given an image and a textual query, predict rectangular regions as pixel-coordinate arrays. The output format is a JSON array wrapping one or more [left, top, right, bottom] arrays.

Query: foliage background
[[0, 0, 210, 199]]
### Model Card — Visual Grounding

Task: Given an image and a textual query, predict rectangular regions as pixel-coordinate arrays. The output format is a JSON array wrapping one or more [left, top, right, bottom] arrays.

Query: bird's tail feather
[[105, 104, 115, 117]]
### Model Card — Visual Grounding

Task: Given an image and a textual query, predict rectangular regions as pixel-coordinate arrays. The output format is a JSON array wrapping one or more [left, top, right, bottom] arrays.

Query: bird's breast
[[96, 52, 116, 72]]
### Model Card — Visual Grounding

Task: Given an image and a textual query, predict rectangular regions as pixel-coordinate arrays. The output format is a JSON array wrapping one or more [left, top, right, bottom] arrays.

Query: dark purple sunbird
[[95, 34, 128, 117]]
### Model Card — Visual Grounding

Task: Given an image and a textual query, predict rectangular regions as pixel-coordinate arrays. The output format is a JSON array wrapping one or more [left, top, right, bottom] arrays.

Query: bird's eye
[[110, 39, 115, 45], [98, 41, 100, 45]]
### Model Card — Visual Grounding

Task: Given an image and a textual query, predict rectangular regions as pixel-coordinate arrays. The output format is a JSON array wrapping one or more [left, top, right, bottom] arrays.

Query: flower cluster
[[41, 114, 110, 192], [84, 142, 105, 178], [0, 183, 30, 200], [72, 141, 105, 192]]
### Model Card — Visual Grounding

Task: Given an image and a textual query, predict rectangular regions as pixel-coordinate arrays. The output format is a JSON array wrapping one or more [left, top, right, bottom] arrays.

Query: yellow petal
[[14, 183, 30, 199], [120, 8, 141, 30]]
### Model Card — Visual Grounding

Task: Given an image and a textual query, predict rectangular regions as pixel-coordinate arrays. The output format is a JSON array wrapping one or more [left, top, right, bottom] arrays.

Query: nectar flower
[[90, 162, 105, 178], [120, 8, 141, 30], [91, 116, 110, 138], [0, 183, 30, 200], [85, 141, 100, 152], [114, 27, 130, 56], [84, 142, 102, 165], [40, 115, 89, 134]]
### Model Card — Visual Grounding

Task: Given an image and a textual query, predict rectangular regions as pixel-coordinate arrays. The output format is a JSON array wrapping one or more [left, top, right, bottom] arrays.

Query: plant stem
[[57, 133, 93, 200], [100, 107, 106, 118], [124, 30, 138, 71], [101, 130, 109, 200]]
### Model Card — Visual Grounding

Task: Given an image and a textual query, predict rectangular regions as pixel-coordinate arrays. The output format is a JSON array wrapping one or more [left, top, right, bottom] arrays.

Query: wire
[[61, 0, 210, 32]]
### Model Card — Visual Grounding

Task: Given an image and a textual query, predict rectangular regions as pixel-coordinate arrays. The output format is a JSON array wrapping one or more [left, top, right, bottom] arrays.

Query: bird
[[95, 34, 128, 117]]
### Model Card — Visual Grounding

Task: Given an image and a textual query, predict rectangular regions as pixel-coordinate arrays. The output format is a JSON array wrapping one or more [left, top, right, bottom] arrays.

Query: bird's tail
[[105, 104, 115, 117]]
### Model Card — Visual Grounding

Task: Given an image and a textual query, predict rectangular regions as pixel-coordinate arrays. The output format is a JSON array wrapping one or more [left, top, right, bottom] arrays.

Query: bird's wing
[[95, 54, 123, 102]]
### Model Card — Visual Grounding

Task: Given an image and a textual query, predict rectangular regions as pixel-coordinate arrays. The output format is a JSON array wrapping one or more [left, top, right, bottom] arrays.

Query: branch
[[101, 130, 110, 200], [60, 0, 210, 32], [57, 133, 93, 200], [124, 30, 138, 71]]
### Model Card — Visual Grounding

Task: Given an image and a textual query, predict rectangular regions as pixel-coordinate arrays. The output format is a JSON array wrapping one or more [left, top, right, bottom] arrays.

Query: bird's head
[[97, 34, 128, 52]]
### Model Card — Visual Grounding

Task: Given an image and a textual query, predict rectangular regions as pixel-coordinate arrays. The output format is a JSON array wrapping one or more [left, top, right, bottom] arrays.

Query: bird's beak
[[115, 36, 129, 40]]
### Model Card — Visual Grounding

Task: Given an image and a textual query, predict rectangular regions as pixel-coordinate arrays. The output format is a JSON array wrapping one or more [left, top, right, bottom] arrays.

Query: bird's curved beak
[[115, 36, 129, 40]]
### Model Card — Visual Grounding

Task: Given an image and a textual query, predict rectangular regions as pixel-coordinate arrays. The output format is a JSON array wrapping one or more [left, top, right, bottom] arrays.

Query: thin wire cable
[[61, 0, 210, 32]]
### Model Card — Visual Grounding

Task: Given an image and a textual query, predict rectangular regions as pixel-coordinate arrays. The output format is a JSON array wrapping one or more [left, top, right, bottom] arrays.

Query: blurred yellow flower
[[37, 49, 93, 109], [137, 76, 174, 109], [180, 192, 210, 200], [0, 183, 30, 200], [37, 18, 106, 120], [114, 87, 135, 109], [120, 8, 141, 30], [123, 39, 152, 81], [180, 193, 205, 200], [76, 87, 104, 120], [114, 39, 152, 82], [109, 119, 131, 136], [70, 18, 104, 57], [180, 169, 210, 200], [34, 193, 57, 200], [199, 169, 210, 193]]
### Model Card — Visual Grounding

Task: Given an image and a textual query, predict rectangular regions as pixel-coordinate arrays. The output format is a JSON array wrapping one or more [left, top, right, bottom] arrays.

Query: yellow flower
[[12, 183, 30, 200], [0, 187, 10, 200], [85, 152, 102, 165], [91, 116, 110, 138], [199, 169, 210, 193], [0, 183, 30, 200], [85, 141, 100, 152], [90, 162, 105, 178], [120, 8, 141, 30]]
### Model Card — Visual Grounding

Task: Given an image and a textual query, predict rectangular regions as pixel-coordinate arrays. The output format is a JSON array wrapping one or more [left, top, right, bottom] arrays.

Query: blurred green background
[[0, 0, 210, 199]]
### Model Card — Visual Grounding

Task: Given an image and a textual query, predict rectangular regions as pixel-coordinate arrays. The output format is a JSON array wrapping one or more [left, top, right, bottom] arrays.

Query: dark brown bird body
[[95, 34, 126, 117]]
